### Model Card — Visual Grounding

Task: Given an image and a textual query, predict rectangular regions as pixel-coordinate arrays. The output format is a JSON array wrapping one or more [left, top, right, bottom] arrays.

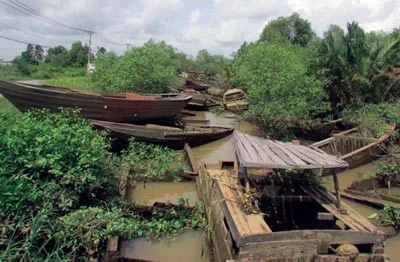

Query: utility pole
[[126, 43, 131, 51], [87, 31, 93, 75]]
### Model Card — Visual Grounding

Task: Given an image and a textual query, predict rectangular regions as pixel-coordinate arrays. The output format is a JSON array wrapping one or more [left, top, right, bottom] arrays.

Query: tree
[[91, 40, 178, 93], [68, 41, 89, 67], [231, 42, 329, 138], [259, 13, 315, 47], [320, 22, 400, 113], [45, 45, 68, 66], [96, 46, 107, 56]]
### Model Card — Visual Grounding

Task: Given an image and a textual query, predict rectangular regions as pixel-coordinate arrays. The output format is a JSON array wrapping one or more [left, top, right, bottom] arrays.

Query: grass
[[44, 76, 95, 90], [0, 95, 19, 114]]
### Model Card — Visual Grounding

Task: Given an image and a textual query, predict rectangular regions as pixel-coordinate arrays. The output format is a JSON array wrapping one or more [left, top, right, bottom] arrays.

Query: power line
[[95, 32, 126, 47], [1, 0, 92, 33], [0, 34, 51, 48], [0, 21, 70, 46]]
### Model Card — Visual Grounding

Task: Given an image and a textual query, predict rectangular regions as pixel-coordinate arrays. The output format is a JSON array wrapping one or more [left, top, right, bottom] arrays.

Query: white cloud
[[0, 0, 399, 60], [189, 10, 200, 24]]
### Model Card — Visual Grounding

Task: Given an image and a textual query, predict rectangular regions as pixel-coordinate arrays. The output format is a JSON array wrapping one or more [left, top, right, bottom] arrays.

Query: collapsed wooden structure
[[197, 131, 389, 262], [312, 128, 392, 168], [340, 175, 400, 209]]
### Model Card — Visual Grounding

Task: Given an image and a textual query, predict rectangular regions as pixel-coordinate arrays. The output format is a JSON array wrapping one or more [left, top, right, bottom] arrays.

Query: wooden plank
[[264, 140, 303, 166], [183, 143, 198, 174], [340, 190, 400, 209], [213, 174, 272, 247], [234, 131, 348, 170], [241, 229, 385, 246], [238, 239, 318, 261], [301, 186, 366, 232]]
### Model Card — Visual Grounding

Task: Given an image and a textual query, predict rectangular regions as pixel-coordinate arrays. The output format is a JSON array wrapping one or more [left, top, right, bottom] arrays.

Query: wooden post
[[332, 169, 341, 209]]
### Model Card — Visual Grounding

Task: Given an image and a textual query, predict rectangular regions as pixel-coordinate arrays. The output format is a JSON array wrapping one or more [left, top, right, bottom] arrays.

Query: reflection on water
[[126, 181, 198, 206], [120, 230, 210, 262]]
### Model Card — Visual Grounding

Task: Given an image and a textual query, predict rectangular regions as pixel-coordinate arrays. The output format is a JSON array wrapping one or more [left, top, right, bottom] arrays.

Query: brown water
[[188, 111, 260, 164], [120, 230, 210, 262], [123, 112, 400, 261], [324, 160, 400, 260], [126, 181, 199, 206], [120, 112, 255, 261]]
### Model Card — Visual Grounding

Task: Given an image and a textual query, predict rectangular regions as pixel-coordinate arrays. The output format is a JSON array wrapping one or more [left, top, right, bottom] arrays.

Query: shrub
[[231, 42, 329, 138], [0, 109, 118, 216], [342, 102, 400, 138], [119, 139, 182, 182], [91, 41, 177, 93]]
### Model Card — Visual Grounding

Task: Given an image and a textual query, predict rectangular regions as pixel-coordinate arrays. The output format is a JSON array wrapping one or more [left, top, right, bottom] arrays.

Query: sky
[[0, 0, 399, 61]]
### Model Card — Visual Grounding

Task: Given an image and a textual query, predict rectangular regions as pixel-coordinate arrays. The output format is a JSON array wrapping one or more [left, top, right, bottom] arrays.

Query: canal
[[121, 111, 399, 261]]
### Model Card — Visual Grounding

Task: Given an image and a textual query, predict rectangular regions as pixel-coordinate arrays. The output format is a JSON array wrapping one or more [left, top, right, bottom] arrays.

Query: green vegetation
[[119, 140, 183, 182], [1, 14, 399, 139], [259, 12, 315, 47], [231, 42, 329, 138], [92, 41, 178, 93], [369, 206, 400, 230], [44, 76, 94, 90], [0, 109, 205, 261], [342, 102, 400, 138], [0, 95, 19, 114]]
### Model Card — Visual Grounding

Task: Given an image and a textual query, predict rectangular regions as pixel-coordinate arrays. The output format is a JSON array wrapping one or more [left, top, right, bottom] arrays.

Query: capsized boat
[[0, 80, 192, 122], [91, 120, 234, 149], [223, 88, 249, 111]]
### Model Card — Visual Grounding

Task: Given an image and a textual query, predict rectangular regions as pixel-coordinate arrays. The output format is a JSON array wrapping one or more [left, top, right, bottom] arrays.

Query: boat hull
[[0, 80, 191, 122], [91, 120, 234, 150]]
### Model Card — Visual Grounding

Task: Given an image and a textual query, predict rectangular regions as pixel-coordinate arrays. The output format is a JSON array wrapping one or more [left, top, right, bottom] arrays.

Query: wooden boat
[[292, 119, 341, 140], [182, 143, 198, 178], [222, 88, 249, 111], [195, 132, 387, 262], [340, 175, 400, 209], [91, 120, 234, 150], [0, 80, 192, 122], [311, 127, 394, 168], [197, 161, 388, 262], [184, 79, 210, 91], [183, 90, 220, 110]]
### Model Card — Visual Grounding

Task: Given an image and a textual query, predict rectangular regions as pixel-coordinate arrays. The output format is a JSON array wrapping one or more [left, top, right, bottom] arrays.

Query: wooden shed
[[197, 132, 389, 262]]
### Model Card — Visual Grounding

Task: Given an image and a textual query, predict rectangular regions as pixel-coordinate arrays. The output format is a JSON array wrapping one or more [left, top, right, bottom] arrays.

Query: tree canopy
[[231, 42, 329, 138], [259, 12, 315, 46]]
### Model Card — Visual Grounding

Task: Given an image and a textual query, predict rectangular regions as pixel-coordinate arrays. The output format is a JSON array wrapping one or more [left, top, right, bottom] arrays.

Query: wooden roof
[[234, 132, 349, 170]]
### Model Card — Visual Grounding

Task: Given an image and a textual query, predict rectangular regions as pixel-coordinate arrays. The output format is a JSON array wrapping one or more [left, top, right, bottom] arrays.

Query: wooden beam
[[332, 169, 341, 209]]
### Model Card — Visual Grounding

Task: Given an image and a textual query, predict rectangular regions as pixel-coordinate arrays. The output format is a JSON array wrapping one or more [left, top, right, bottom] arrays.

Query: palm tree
[[321, 22, 400, 112]]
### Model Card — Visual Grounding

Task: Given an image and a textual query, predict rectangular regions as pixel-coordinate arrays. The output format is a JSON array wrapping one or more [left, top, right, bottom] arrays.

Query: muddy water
[[324, 161, 399, 260], [188, 111, 260, 164], [126, 181, 199, 206], [120, 230, 210, 262], [121, 112, 256, 261], [123, 111, 400, 261]]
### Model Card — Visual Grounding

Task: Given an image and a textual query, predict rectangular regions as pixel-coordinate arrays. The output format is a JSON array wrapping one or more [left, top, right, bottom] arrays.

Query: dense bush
[[92, 41, 181, 93], [342, 102, 400, 138], [0, 109, 204, 261], [119, 139, 182, 182], [0, 109, 118, 216], [231, 42, 329, 138]]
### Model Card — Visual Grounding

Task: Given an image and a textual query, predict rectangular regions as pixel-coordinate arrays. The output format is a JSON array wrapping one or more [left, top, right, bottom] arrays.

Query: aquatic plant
[[369, 206, 400, 230], [119, 139, 183, 182]]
